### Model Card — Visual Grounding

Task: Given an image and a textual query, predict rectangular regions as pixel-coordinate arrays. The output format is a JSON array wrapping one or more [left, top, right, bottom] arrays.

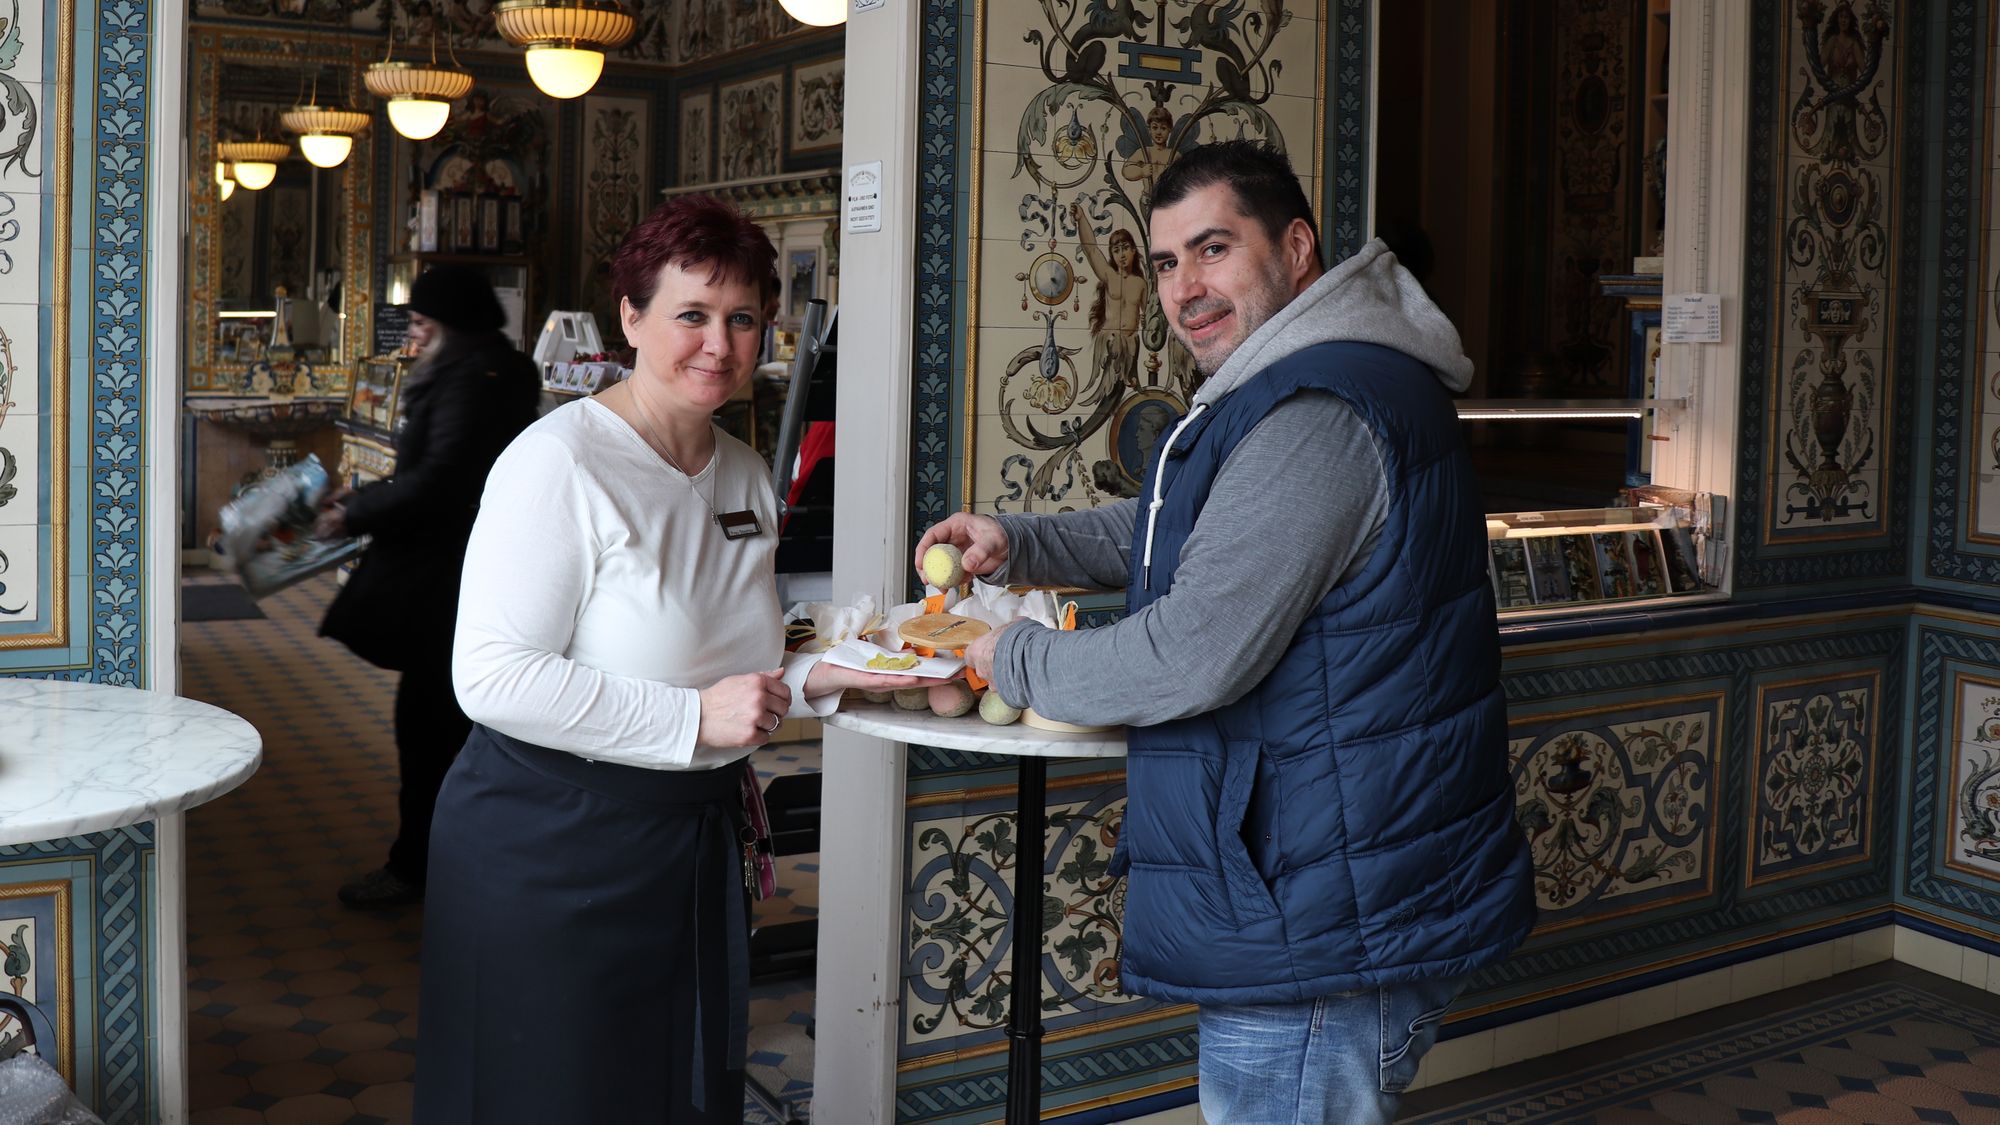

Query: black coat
[[321, 331, 540, 670]]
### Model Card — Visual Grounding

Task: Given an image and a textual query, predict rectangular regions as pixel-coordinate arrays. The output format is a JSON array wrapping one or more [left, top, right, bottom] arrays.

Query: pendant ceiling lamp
[[494, 0, 636, 100], [777, 0, 845, 27], [281, 105, 372, 168], [213, 160, 236, 201], [280, 71, 370, 169], [366, 32, 474, 141], [216, 140, 290, 190]]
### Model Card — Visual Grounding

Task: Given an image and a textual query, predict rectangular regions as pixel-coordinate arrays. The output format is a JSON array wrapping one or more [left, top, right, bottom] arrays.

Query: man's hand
[[962, 618, 1025, 685], [915, 513, 1009, 580]]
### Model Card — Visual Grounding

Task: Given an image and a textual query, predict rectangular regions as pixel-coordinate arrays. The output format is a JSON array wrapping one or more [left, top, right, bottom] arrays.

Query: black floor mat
[[182, 583, 266, 622]]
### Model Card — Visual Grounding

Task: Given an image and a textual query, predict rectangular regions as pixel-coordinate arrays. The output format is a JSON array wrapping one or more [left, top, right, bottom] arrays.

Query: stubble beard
[[1171, 258, 1295, 378]]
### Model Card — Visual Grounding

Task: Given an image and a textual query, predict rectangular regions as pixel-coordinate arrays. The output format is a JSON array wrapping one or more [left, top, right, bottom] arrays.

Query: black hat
[[407, 264, 506, 333]]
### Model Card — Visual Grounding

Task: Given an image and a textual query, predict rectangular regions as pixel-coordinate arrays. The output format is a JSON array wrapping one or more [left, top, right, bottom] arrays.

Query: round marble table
[[0, 679, 262, 846], [823, 705, 1125, 1125]]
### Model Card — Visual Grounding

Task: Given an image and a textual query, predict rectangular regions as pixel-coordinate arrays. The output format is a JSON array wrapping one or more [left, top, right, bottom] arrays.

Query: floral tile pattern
[[1508, 695, 1723, 933], [1748, 671, 1878, 886]]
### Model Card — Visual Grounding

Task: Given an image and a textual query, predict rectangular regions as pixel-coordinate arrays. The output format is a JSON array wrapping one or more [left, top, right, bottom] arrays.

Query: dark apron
[[414, 725, 749, 1124]]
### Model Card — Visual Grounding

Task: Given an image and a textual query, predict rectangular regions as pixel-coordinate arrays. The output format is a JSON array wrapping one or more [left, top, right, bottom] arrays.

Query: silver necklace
[[629, 387, 720, 520]]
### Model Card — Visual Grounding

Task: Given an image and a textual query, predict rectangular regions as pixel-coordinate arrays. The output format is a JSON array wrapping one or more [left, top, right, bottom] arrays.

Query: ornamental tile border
[[1925, 0, 2000, 585], [1905, 622, 2000, 921], [0, 824, 156, 1125]]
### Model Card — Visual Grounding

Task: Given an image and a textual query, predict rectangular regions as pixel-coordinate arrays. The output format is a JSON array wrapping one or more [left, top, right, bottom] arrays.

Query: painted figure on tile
[[0, 5, 33, 180], [1072, 202, 1147, 400], [982, 0, 1304, 513], [1122, 107, 1180, 204]]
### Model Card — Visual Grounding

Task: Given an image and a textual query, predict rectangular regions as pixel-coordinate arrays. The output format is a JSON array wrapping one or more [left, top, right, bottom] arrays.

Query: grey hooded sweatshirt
[[987, 239, 1474, 725]]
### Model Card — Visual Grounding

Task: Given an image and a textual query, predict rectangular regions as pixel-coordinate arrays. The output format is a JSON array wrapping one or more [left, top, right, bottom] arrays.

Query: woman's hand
[[802, 659, 932, 699], [312, 503, 348, 540], [915, 513, 1008, 579], [698, 669, 793, 748]]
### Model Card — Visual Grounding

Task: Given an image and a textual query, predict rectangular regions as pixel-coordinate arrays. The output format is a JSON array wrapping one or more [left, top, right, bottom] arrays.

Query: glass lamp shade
[[522, 45, 605, 99], [777, 0, 845, 26], [216, 140, 290, 190], [385, 97, 452, 140], [219, 176, 236, 201], [231, 161, 278, 190], [298, 133, 355, 168], [213, 160, 229, 186]]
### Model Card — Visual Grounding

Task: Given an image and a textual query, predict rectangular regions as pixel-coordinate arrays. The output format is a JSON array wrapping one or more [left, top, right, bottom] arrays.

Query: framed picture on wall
[[479, 195, 502, 254], [501, 197, 525, 254], [716, 70, 783, 181], [786, 248, 818, 320], [451, 194, 476, 253], [679, 88, 714, 184], [789, 58, 844, 155]]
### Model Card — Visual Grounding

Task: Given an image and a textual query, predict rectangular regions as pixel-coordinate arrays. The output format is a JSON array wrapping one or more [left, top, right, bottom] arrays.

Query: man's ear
[[1286, 218, 1319, 286]]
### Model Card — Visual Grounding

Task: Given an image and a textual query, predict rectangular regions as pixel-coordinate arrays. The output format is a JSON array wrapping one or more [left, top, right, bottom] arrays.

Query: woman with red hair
[[417, 194, 919, 1122]]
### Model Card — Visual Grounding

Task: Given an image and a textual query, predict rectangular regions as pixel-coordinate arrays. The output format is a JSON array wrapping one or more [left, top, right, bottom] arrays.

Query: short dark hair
[[1150, 140, 1319, 255], [608, 194, 780, 314]]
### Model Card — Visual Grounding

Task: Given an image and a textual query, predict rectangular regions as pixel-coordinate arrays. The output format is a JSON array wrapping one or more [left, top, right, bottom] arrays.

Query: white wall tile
[[1408, 1029, 1494, 1091], [1852, 926, 1894, 966], [1556, 998, 1621, 1050], [1962, 949, 1994, 990], [1676, 966, 1733, 1019], [1830, 934, 1855, 975], [1491, 1012, 1560, 1068], [1617, 982, 1679, 1034], [1731, 957, 1785, 1001], [1782, 940, 1836, 989], [1895, 926, 1967, 981]]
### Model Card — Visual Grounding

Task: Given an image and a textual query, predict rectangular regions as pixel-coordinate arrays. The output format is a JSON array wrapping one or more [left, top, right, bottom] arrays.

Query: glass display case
[[1485, 488, 1723, 617]]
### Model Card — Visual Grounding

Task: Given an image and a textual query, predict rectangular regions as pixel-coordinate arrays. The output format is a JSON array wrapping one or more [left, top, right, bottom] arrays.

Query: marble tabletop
[[823, 704, 1126, 759], [0, 679, 263, 846]]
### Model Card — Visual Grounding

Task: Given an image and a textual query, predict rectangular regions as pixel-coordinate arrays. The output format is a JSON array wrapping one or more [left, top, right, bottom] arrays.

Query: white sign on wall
[[846, 161, 883, 234]]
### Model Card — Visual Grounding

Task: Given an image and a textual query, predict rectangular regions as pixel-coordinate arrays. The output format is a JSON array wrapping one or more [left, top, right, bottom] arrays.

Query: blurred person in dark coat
[[316, 264, 540, 907]]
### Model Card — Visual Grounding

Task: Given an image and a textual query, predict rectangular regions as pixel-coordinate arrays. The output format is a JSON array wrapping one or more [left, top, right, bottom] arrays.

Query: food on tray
[[978, 690, 1023, 726], [898, 613, 990, 649], [893, 687, 931, 711], [866, 652, 921, 671], [859, 689, 892, 703], [922, 543, 967, 588]]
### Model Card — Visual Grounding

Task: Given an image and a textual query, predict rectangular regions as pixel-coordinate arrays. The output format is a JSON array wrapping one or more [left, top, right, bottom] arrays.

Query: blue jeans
[[1196, 974, 1466, 1124]]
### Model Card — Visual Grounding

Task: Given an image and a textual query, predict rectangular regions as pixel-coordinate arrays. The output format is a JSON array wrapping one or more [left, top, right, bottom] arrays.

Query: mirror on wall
[[186, 28, 375, 399]]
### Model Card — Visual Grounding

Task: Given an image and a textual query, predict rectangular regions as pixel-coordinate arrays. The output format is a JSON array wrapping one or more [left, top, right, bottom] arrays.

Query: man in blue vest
[[920, 141, 1535, 1123]]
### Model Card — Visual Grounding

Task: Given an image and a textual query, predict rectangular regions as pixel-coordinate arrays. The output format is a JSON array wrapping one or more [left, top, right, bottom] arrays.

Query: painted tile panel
[[1508, 694, 1722, 933], [963, 0, 1326, 515], [1747, 671, 1878, 887], [1762, 0, 1898, 544]]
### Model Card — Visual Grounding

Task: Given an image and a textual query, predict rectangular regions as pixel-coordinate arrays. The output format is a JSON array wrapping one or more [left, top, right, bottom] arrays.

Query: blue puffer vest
[[1113, 341, 1535, 1004]]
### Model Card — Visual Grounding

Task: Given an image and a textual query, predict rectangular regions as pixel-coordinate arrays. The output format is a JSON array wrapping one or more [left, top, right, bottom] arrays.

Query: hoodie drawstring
[[1141, 403, 1208, 591]]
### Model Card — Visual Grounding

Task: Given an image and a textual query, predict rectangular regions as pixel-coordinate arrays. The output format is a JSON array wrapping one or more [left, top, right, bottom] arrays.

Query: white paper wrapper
[[789, 594, 884, 653], [821, 638, 965, 680]]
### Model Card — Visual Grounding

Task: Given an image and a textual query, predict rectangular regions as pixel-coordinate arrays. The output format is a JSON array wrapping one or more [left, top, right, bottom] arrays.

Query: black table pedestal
[[1003, 754, 1049, 1125]]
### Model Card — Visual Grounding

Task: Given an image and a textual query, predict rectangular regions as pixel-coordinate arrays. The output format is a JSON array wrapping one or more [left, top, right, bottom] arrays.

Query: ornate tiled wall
[[1, 0, 171, 1120], [1903, 1, 2000, 940], [1735, 0, 1920, 589], [0, 828, 158, 1125], [1467, 616, 1901, 1019]]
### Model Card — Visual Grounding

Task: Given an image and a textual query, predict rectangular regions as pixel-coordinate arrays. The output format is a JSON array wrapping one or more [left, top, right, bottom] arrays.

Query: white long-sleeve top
[[453, 397, 833, 770]]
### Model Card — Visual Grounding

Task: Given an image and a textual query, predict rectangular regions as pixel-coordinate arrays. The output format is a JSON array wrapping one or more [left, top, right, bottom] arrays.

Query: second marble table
[[823, 705, 1125, 1125]]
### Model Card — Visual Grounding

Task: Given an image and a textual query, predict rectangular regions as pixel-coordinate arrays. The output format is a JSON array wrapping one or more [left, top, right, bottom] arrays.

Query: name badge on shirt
[[716, 510, 762, 540]]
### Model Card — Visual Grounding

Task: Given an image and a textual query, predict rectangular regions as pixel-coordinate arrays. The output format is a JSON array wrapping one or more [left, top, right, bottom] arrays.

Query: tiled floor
[[1403, 963, 2000, 1124], [180, 572, 821, 1124]]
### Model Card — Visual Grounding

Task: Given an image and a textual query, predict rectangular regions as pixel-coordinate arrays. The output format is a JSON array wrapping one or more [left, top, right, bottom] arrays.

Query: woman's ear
[[620, 296, 641, 333]]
